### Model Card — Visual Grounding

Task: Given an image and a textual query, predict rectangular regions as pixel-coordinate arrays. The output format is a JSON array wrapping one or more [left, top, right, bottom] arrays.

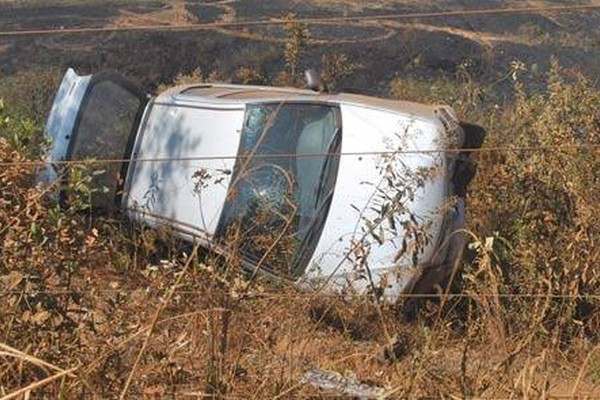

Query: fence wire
[[1, 142, 600, 169], [1, 290, 599, 300], [0, 4, 599, 37]]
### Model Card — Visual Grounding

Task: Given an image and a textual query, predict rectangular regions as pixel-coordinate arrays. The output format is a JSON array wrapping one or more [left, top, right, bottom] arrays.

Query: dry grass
[[2, 43, 600, 398]]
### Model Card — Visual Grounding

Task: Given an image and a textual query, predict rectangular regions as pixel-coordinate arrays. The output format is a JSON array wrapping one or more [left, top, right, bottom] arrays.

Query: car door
[[43, 68, 147, 212]]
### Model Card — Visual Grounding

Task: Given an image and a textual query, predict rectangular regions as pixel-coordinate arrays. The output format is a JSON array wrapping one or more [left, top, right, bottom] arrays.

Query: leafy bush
[[0, 68, 62, 156], [465, 59, 600, 343]]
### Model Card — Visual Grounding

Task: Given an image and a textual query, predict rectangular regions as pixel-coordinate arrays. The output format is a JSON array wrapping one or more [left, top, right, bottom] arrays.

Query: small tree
[[277, 14, 310, 86]]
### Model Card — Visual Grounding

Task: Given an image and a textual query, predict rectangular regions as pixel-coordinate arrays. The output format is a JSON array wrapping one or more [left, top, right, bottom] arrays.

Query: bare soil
[[0, 0, 598, 96]]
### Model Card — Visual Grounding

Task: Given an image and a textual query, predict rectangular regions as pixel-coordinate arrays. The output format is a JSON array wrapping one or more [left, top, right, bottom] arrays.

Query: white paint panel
[[302, 104, 450, 296], [125, 103, 244, 236]]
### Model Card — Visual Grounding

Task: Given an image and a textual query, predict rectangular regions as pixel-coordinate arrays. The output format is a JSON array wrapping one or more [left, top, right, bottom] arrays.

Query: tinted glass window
[[69, 80, 144, 210], [217, 102, 342, 277]]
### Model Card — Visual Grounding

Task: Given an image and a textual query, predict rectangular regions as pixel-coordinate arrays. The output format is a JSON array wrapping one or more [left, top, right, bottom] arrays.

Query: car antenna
[[305, 69, 328, 93]]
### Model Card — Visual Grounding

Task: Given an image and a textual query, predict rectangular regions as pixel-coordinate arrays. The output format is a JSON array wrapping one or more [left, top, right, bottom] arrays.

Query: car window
[[217, 102, 342, 277], [68, 78, 146, 211]]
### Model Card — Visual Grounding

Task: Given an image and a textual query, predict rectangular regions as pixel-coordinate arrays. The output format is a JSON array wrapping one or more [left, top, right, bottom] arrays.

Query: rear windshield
[[217, 102, 342, 277], [68, 79, 145, 210]]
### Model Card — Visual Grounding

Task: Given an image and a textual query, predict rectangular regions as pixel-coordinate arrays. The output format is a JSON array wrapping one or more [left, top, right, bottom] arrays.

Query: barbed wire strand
[[1, 4, 599, 37], [1, 142, 599, 168], [1, 290, 599, 299]]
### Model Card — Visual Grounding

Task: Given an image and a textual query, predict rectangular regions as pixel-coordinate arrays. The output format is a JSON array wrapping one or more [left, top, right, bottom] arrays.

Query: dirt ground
[[0, 0, 599, 95]]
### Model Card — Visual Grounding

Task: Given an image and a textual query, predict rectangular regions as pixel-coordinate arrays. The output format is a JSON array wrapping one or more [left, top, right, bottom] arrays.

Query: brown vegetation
[[1, 18, 600, 398]]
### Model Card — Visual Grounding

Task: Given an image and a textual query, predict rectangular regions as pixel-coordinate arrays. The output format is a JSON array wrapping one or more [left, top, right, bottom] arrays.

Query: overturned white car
[[42, 68, 482, 301]]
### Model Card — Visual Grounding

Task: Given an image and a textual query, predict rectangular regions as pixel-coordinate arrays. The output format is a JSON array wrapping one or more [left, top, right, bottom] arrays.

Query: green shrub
[[0, 68, 62, 156]]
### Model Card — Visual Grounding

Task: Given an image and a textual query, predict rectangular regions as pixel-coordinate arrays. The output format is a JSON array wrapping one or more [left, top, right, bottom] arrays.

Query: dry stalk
[[571, 342, 600, 396], [76, 309, 211, 392], [0, 367, 77, 400], [118, 243, 200, 399], [0, 343, 63, 374], [0, 342, 97, 397]]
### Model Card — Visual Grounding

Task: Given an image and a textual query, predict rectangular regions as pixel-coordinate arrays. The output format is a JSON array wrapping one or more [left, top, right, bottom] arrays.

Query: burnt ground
[[0, 0, 599, 99]]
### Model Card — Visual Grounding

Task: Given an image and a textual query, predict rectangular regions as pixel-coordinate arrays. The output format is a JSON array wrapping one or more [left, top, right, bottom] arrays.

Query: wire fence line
[[1, 143, 599, 169], [1, 290, 599, 300], [0, 4, 599, 38]]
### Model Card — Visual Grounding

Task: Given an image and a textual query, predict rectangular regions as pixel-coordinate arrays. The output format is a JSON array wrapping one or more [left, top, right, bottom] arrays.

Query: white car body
[[44, 68, 478, 301]]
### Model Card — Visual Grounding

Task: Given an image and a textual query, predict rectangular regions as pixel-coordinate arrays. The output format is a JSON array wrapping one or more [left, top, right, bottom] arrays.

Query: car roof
[[155, 83, 444, 121]]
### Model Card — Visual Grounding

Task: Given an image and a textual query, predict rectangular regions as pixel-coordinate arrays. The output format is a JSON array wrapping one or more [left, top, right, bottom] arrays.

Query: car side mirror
[[305, 69, 328, 93]]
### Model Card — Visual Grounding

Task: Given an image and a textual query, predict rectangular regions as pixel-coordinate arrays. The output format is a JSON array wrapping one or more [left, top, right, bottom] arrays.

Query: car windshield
[[217, 102, 342, 277]]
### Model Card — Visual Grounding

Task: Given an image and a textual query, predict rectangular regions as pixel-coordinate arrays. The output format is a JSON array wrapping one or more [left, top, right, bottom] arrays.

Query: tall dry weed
[[467, 59, 600, 344]]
